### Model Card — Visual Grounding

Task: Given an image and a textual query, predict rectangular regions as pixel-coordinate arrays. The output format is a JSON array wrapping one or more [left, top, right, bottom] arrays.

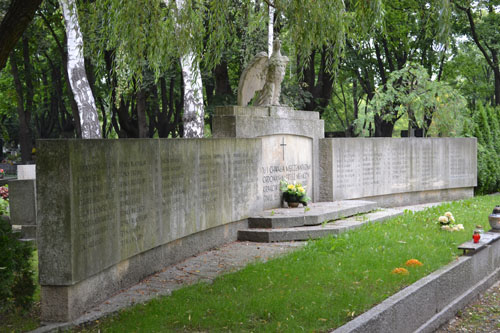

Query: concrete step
[[238, 208, 404, 242], [247, 200, 378, 229]]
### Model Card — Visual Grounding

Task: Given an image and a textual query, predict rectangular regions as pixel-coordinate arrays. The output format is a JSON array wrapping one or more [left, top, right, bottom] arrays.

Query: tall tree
[[344, 0, 452, 136], [59, 0, 101, 138], [454, 1, 500, 106]]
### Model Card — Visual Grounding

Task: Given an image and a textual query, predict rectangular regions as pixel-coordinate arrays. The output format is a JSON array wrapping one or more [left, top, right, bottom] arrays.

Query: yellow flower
[[405, 259, 423, 267], [287, 184, 295, 190], [32, 148, 36, 154], [299, 187, 305, 193], [391, 267, 409, 275]]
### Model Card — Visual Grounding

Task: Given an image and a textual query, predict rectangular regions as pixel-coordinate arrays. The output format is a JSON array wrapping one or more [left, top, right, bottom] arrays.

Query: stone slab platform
[[458, 232, 500, 255], [247, 200, 377, 229], [239, 208, 402, 242]]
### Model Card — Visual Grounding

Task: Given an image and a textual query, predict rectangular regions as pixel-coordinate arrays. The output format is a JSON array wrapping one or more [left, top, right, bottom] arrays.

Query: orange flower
[[405, 259, 423, 267], [391, 267, 409, 275]]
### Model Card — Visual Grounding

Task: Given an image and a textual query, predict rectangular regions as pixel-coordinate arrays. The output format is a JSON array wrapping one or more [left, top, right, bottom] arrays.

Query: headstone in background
[[9, 179, 36, 239], [17, 164, 36, 179], [0, 162, 16, 175]]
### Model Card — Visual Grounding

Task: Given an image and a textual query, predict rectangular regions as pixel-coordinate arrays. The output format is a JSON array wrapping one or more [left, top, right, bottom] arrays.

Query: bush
[[472, 105, 500, 194], [0, 215, 36, 313]]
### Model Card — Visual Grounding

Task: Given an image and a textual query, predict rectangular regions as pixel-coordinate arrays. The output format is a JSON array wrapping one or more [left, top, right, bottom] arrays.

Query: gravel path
[[436, 280, 500, 333]]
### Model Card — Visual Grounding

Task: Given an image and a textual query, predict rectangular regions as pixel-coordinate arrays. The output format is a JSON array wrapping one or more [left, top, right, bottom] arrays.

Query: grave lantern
[[473, 230, 481, 243], [488, 206, 500, 231]]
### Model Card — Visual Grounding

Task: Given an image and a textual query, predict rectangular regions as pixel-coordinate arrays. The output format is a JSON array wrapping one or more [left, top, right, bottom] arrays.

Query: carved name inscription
[[261, 135, 313, 209], [329, 138, 476, 200], [74, 166, 112, 253], [118, 160, 150, 257]]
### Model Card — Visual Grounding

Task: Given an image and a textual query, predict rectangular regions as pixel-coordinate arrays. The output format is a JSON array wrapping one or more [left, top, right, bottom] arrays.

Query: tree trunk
[[59, 0, 101, 139], [374, 113, 395, 137], [10, 53, 33, 163], [0, 0, 42, 71], [40, 14, 81, 137], [214, 60, 232, 96], [268, 4, 274, 56], [173, 0, 204, 138], [494, 59, 500, 106], [179, 54, 204, 137], [136, 89, 148, 138]]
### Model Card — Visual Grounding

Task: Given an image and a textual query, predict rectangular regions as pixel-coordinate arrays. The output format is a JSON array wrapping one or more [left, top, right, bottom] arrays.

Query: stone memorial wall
[[320, 138, 477, 204], [37, 139, 262, 320]]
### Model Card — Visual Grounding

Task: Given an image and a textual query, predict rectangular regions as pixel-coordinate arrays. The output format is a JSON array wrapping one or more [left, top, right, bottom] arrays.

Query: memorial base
[[40, 219, 247, 322]]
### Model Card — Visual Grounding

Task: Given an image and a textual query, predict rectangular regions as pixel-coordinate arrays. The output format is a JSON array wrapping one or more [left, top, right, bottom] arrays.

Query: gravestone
[[9, 179, 36, 239], [17, 164, 36, 179]]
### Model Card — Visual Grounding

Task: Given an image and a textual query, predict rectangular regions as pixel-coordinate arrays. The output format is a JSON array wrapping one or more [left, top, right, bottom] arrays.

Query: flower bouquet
[[280, 179, 311, 208], [437, 211, 464, 232]]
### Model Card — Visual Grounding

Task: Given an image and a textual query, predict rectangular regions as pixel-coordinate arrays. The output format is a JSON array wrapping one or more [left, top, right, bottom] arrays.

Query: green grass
[[75, 195, 499, 332]]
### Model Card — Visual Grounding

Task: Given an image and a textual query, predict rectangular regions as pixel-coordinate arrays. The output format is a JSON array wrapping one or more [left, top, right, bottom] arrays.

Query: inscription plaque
[[261, 135, 313, 209], [321, 138, 477, 201]]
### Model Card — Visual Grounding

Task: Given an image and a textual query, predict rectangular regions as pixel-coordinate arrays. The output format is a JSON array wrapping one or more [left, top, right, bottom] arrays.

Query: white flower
[[438, 216, 449, 223], [441, 225, 452, 231], [445, 212, 454, 219], [457, 224, 464, 230]]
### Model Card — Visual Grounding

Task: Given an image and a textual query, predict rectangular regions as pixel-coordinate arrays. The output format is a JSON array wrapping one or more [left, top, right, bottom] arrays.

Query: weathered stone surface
[[261, 135, 313, 209], [247, 201, 377, 229], [239, 206, 401, 242], [237, 39, 288, 107], [9, 179, 36, 226], [320, 138, 477, 202], [213, 106, 324, 203], [21, 225, 36, 239], [37, 139, 262, 287]]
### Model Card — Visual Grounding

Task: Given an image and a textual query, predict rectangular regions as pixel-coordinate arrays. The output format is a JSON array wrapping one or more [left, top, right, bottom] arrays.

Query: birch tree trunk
[[174, 0, 205, 138], [268, 5, 274, 57], [59, 0, 101, 139]]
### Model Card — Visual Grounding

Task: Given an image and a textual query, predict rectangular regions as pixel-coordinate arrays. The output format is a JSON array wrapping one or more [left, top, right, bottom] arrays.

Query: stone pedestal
[[213, 106, 324, 205]]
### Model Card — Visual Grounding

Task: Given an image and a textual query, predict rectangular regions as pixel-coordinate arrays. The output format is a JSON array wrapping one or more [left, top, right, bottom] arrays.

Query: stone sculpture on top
[[237, 39, 289, 107]]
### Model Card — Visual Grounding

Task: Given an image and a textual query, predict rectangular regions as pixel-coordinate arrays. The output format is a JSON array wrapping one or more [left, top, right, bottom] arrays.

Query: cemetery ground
[[2, 195, 500, 332]]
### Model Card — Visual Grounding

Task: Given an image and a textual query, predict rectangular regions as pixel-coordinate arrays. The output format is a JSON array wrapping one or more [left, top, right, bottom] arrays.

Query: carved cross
[[280, 137, 286, 161]]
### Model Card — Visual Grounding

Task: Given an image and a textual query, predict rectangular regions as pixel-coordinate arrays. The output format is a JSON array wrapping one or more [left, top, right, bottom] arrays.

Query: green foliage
[[0, 217, 36, 313], [79, 196, 497, 332], [362, 63, 467, 136], [472, 105, 500, 194]]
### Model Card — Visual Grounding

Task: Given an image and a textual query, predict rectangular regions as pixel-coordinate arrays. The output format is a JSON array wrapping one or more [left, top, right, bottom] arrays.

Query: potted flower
[[280, 179, 311, 208], [0, 169, 5, 179]]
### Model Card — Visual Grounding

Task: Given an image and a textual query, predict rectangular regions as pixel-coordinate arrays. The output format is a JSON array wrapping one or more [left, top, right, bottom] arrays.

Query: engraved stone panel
[[261, 135, 313, 209], [37, 139, 262, 286], [320, 138, 477, 201]]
